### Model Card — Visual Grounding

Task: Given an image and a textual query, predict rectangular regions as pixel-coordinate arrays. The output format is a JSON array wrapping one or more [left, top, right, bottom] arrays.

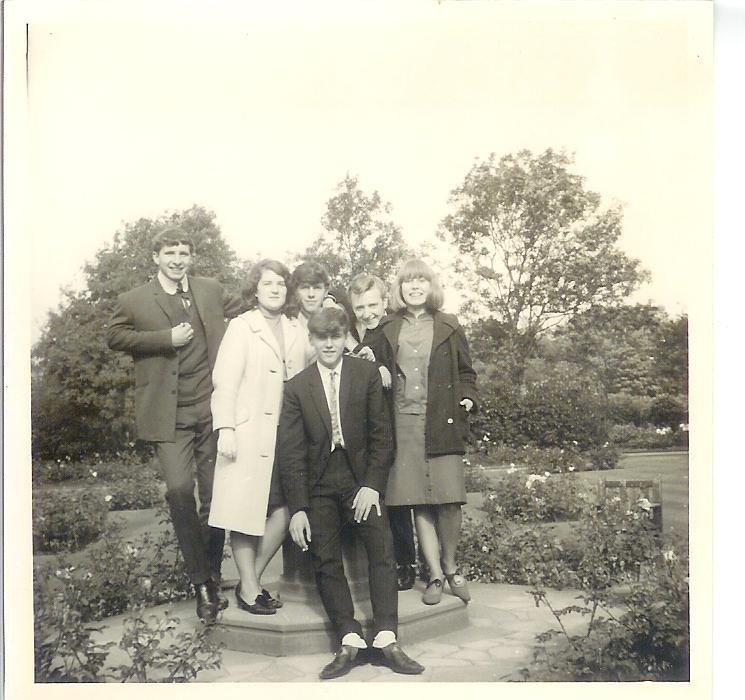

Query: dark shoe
[[444, 571, 471, 602], [258, 587, 283, 609], [195, 583, 218, 625], [397, 564, 416, 591], [209, 577, 229, 611], [373, 643, 424, 675], [319, 645, 364, 680], [422, 578, 443, 605], [235, 583, 276, 615]]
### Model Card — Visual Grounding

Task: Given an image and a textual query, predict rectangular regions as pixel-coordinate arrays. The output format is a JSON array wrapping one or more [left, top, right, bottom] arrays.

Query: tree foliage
[[32, 206, 246, 460], [300, 174, 411, 287], [440, 149, 649, 384]]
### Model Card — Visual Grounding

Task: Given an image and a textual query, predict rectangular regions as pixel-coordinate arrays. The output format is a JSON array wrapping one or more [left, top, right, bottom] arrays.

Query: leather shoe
[[422, 578, 443, 605], [444, 571, 471, 603], [235, 583, 276, 615], [194, 583, 218, 625], [397, 564, 416, 591], [319, 645, 364, 680], [259, 588, 283, 609], [373, 643, 424, 675]]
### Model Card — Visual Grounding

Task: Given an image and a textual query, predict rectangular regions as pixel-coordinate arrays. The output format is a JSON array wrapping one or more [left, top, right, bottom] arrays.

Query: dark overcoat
[[106, 276, 244, 442], [377, 310, 478, 458]]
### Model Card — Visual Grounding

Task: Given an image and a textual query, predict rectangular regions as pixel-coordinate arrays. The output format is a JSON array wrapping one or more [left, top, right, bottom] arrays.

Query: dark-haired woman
[[378, 258, 478, 606], [209, 259, 310, 615]]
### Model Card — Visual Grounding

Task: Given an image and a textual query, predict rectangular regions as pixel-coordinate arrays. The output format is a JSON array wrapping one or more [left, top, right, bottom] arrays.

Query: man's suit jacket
[[106, 276, 244, 442], [278, 356, 394, 516]]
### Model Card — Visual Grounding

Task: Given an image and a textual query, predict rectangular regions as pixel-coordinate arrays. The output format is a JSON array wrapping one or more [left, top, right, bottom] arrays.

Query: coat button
[[447, 418, 454, 424]]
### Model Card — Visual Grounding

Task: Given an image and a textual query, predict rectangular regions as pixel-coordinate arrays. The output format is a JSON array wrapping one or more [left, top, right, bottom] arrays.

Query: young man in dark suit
[[278, 307, 424, 680], [107, 228, 245, 624]]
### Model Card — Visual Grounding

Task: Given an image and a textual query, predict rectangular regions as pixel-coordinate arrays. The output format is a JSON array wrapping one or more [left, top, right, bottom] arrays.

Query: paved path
[[96, 582, 592, 682]]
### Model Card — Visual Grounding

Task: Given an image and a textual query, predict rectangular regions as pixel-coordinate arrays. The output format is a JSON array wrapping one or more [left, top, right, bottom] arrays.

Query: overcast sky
[[24, 1, 710, 337]]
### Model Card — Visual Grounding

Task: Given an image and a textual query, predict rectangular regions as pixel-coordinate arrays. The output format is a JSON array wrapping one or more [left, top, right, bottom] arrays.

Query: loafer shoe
[[235, 583, 276, 615], [422, 578, 443, 605], [444, 571, 471, 602], [373, 643, 424, 675], [194, 583, 218, 625], [259, 588, 283, 609], [319, 645, 364, 680], [397, 565, 416, 591]]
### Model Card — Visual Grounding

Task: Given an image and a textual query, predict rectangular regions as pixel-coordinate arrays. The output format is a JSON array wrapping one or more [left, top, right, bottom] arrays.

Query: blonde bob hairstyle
[[389, 258, 444, 312]]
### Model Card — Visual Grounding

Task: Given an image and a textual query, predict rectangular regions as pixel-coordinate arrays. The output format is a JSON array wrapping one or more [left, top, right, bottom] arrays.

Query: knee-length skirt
[[385, 413, 465, 506]]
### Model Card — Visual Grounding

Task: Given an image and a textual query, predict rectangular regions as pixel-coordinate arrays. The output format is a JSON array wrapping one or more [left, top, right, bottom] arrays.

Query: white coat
[[208, 309, 309, 535]]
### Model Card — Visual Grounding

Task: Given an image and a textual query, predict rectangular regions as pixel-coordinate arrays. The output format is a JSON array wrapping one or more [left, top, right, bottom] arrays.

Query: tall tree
[[439, 149, 648, 384], [32, 205, 246, 460], [300, 174, 411, 286]]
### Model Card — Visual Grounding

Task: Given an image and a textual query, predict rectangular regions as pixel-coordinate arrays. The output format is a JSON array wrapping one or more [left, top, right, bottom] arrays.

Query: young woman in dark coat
[[377, 259, 478, 605]]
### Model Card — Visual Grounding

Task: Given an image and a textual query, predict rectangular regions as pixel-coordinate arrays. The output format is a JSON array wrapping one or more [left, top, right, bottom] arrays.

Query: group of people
[[107, 228, 479, 679]]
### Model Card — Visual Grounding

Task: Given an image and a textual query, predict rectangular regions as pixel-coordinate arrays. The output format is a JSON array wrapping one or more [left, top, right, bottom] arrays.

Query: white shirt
[[316, 359, 345, 449], [157, 271, 189, 295]]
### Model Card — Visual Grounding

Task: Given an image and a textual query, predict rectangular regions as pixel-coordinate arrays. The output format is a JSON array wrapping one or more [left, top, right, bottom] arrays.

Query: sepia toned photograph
[[3, 0, 716, 696]]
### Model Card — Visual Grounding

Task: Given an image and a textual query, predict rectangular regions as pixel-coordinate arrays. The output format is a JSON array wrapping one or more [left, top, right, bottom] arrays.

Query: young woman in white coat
[[209, 259, 310, 615]]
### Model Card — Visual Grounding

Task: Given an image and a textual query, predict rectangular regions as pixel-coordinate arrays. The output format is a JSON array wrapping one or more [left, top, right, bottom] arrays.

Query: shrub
[[607, 393, 654, 427], [33, 489, 108, 553], [648, 393, 688, 428], [37, 515, 192, 623], [105, 477, 162, 511], [32, 458, 89, 484], [482, 468, 587, 522], [609, 423, 688, 450], [475, 443, 588, 472], [586, 443, 621, 470], [525, 543, 689, 681]]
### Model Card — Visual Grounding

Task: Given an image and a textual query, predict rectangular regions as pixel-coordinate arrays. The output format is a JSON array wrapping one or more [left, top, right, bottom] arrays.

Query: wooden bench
[[597, 479, 663, 530]]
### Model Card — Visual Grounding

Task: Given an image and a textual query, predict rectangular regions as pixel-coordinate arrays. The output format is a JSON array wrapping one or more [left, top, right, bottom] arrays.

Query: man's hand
[[217, 428, 237, 460], [352, 487, 381, 523], [171, 322, 194, 348], [378, 365, 392, 389], [460, 398, 474, 412], [289, 511, 312, 551]]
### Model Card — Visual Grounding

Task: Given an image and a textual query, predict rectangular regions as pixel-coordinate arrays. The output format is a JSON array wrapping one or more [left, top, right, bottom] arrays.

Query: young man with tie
[[107, 228, 245, 624], [278, 307, 424, 680]]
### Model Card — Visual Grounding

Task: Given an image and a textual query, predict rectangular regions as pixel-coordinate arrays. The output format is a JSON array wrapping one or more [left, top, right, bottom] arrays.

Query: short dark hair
[[307, 307, 349, 337], [151, 228, 195, 254], [242, 259, 292, 310], [291, 261, 330, 289]]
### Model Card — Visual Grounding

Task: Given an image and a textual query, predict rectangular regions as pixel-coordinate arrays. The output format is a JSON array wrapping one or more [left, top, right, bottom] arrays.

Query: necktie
[[176, 281, 191, 312], [329, 371, 343, 448]]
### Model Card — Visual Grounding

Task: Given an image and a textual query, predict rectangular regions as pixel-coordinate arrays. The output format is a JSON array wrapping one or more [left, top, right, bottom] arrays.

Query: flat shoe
[[259, 588, 283, 609], [372, 643, 424, 675], [444, 571, 471, 602], [319, 645, 364, 680], [422, 578, 443, 605], [235, 583, 276, 615]]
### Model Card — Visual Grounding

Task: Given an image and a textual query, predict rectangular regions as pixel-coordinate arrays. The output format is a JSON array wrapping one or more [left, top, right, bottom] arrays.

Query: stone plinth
[[215, 533, 469, 656]]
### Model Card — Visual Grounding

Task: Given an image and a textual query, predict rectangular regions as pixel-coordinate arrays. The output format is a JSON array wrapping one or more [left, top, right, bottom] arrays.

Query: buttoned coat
[[208, 310, 309, 535], [106, 277, 245, 442], [278, 356, 394, 517], [377, 310, 479, 457]]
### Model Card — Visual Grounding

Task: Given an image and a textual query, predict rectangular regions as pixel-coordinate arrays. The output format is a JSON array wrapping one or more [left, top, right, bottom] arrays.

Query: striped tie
[[329, 371, 343, 448]]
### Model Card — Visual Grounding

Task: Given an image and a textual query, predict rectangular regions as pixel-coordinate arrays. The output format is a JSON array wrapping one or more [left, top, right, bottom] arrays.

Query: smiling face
[[255, 268, 287, 314], [350, 288, 387, 330], [296, 282, 327, 317], [153, 243, 192, 283], [401, 276, 432, 312], [310, 330, 346, 369]]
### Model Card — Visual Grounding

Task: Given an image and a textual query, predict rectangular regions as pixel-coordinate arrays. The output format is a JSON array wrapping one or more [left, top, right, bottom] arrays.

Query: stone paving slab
[[90, 581, 593, 682]]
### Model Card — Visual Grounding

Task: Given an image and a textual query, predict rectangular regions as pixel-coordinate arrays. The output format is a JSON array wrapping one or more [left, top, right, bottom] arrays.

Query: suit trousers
[[309, 448, 398, 642], [388, 506, 416, 567], [154, 398, 224, 585]]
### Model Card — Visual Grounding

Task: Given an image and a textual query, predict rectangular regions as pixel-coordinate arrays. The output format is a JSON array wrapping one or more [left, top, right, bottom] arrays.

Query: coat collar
[[380, 310, 459, 350]]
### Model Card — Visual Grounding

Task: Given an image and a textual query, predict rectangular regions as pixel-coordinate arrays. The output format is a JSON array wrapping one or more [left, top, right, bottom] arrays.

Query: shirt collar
[[316, 357, 343, 380], [157, 272, 189, 295], [402, 308, 431, 321]]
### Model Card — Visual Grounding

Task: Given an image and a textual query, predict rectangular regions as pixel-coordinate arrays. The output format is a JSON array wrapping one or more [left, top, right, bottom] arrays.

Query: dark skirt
[[267, 431, 287, 514], [385, 413, 465, 506]]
